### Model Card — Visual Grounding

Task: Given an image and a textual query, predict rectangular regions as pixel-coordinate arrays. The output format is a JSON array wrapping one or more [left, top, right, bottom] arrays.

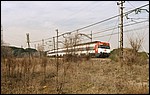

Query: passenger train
[[47, 41, 110, 58]]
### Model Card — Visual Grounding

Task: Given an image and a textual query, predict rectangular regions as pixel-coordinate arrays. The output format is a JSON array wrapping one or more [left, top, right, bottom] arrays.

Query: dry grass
[[1, 57, 149, 94]]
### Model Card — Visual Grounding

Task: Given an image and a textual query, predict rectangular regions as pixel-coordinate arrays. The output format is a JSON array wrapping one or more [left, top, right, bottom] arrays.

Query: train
[[47, 41, 110, 58]]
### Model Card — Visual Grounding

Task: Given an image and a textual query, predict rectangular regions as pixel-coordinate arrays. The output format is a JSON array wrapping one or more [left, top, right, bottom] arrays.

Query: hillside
[[109, 48, 148, 61], [1, 46, 38, 57]]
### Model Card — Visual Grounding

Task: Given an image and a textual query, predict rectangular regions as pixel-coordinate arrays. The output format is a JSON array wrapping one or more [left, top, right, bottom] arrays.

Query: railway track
[[91, 58, 111, 61], [47, 57, 111, 62]]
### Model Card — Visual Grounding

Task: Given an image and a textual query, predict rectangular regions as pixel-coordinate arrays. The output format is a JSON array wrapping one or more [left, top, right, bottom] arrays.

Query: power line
[[108, 19, 118, 42], [58, 3, 149, 36], [80, 25, 149, 41], [45, 23, 149, 51], [69, 19, 148, 39], [30, 39, 42, 43], [79, 23, 149, 42], [127, 1, 136, 8], [61, 2, 102, 23], [86, 20, 148, 36], [30, 3, 149, 44], [124, 24, 149, 57]]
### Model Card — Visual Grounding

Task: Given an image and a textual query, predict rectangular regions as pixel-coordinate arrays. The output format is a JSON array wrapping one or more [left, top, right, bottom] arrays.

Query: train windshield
[[98, 45, 110, 49]]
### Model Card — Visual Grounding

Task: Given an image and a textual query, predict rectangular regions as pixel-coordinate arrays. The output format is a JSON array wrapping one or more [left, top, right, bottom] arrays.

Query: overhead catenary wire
[[127, 1, 136, 8], [124, 23, 149, 57], [108, 19, 118, 42], [55, 3, 149, 37], [77, 23, 149, 44], [96, 25, 148, 38], [79, 25, 149, 42], [82, 19, 148, 36], [61, 1, 103, 23], [134, 20, 149, 57], [64, 19, 149, 44], [30, 3, 149, 44], [30, 39, 43, 43]]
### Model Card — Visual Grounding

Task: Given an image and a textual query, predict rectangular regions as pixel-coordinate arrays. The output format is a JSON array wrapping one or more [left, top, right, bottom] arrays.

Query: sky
[[1, 1, 149, 53]]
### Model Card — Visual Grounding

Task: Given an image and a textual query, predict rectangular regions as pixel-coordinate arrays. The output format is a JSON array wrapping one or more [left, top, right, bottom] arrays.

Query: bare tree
[[63, 33, 80, 62], [129, 36, 144, 53], [37, 44, 44, 57], [123, 35, 145, 65]]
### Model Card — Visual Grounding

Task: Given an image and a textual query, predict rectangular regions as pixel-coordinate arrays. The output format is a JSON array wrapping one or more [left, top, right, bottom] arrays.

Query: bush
[[123, 49, 148, 65], [109, 48, 120, 62]]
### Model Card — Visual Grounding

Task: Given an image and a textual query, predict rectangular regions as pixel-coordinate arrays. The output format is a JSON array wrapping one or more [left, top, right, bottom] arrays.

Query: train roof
[[74, 41, 99, 46], [46, 41, 109, 52], [74, 41, 109, 46]]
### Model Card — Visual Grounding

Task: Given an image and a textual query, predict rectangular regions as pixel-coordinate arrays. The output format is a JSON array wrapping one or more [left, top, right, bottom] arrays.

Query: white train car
[[47, 41, 110, 58]]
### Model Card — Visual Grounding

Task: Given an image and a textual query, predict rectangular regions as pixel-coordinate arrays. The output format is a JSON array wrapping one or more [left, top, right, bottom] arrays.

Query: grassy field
[[1, 57, 149, 94]]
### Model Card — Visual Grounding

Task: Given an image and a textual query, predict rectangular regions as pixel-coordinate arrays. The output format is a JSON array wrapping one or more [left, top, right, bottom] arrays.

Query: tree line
[[1, 46, 39, 58]]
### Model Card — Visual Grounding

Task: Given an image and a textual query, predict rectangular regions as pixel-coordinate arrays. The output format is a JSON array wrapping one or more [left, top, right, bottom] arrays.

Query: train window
[[89, 47, 94, 50], [84, 47, 86, 51], [98, 45, 110, 49]]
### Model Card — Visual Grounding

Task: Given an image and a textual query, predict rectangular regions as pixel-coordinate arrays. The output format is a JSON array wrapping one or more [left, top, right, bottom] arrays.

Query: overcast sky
[[1, 1, 149, 52]]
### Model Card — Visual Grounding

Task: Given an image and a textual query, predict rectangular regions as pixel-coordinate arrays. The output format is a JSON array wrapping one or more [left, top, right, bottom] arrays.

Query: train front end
[[95, 41, 110, 58]]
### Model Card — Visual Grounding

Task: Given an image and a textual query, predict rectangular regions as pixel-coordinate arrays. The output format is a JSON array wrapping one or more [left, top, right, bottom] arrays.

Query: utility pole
[[1, 25, 3, 46], [56, 29, 58, 58], [34, 44, 36, 49], [26, 33, 31, 69], [53, 37, 55, 52], [56, 29, 59, 93], [117, 1, 125, 60], [42, 39, 45, 57], [26, 33, 30, 48], [91, 31, 92, 42], [42, 39, 44, 51]]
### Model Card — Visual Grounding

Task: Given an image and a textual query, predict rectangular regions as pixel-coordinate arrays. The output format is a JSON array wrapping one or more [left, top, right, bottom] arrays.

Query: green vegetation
[[1, 46, 38, 57], [109, 48, 120, 62], [109, 48, 148, 63], [138, 51, 149, 60]]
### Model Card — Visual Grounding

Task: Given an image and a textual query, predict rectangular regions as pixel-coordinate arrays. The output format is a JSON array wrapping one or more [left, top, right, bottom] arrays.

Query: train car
[[47, 41, 110, 58]]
